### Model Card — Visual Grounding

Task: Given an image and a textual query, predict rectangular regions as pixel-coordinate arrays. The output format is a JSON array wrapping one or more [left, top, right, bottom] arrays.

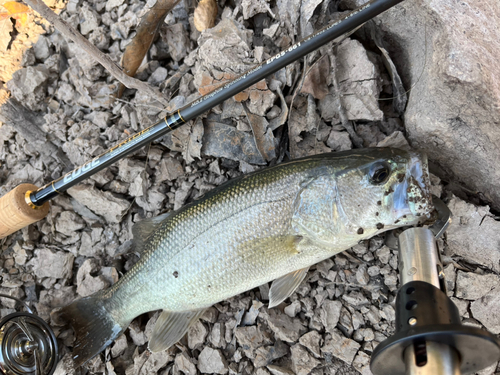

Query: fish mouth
[[392, 152, 434, 223]]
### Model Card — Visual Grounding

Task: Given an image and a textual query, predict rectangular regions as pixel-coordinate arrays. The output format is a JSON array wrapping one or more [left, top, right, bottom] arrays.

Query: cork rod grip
[[0, 184, 49, 239]]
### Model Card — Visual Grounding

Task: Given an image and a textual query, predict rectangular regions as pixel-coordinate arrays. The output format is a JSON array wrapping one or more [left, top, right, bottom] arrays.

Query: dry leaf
[[2, 1, 30, 27], [117, 0, 180, 97], [193, 0, 218, 32], [300, 55, 330, 100]]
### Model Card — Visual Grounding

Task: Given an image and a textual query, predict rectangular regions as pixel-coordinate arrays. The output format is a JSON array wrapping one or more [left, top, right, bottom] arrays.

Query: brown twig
[[23, 0, 169, 106]]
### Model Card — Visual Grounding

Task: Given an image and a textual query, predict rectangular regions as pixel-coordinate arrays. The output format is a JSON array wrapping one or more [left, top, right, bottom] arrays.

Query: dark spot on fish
[[397, 173, 405, 182], [376, 223, 384, 230], [208, 285, 211, 289], [395, 219, 400, 224], [357, 228, 364, 235], [375, 212, 379, 216], [384, 187, 394, 196], [377, 201, 382, 206], [173, 271, 179, 278], [403, 215, 407, 218]]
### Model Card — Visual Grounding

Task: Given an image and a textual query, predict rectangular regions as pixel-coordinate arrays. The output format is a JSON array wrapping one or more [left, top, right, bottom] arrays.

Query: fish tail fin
[[59, 293, 129, 368]]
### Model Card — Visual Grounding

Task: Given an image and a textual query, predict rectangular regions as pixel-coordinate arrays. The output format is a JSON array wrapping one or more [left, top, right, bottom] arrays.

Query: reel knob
[[0, 312, 58, 375]]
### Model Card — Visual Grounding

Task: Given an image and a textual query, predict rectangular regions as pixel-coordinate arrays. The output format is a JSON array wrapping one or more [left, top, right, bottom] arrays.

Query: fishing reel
[[0, 295, 58, 375], [371, 197, 500, 375]]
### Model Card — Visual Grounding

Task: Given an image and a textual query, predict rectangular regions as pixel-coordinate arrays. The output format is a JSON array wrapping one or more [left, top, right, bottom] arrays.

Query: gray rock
[[356, 265, 370, 285], [132, 349, 173, 374], [235, 325, 272, 357], [299, 330, 322, 358], [253, 340, 288, 368], [79, 4, 101, 35], [443, 263, 456, 296], [379, 0, 500, 210], [34, 36, 51, 60], [36, 286, 76, 321], [111, 334, 127, 358], [450, 297, 469, 318], [284, 300, 301, 318], [148, 67, 169, 86], [352, 351, 371, 375], [376, 131, 411, 150], [195, 18, 254, 79], [188, 320, 208, 350], [320, 300, 342, 333], [471, 288, 500, 334], [266, 365, 294, 375], [76, 259, 110, 297], [128, 320, 147, 346], [33, 248, 74, 280], [242, 300, 264, 326], [210, 322, 226, 348], [376, 246, 391, 264], [55, 211, 86, 237], [321, 330, 361, 365], [342, 291, 370, 307], [53, 353, 76, 375], [164, 23, 189, 62], [290, 344, 320, 375], [326, 130, 352, 152], [198, 347, 229, 374], [175, 351, 197, 374], [447, 197, 500, 272], [264, 309, 307, 343], [7, 66, 49, 111], [118, 158, 144, 183], [67, 184, 130, 223], [455, 271, 500, 300], [337, 39, 383, 121]]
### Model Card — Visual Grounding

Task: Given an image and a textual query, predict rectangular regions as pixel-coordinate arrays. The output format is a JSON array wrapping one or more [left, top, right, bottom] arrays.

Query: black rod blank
[[29, 0, 404, 207]]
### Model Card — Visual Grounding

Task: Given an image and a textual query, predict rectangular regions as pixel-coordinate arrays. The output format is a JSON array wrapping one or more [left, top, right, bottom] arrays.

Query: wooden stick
[[23, 0, 169, 106]]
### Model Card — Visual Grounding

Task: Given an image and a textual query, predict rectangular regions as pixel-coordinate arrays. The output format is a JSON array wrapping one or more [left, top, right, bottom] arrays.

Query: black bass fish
[[60, 148, 433, 366]]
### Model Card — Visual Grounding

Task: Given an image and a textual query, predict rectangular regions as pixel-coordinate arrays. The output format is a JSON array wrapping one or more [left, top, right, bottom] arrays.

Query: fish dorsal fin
[[148, 309, 206, 352], [132, 212, 172, 251], [268, 267, 309, 308]]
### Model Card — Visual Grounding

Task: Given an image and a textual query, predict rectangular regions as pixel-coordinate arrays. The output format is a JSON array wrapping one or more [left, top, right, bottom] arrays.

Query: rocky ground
[[0, 0, 500, 374]]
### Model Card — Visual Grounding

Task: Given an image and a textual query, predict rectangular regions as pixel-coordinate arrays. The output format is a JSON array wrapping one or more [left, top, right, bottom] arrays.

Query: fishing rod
[[0, 0, 405, 239]]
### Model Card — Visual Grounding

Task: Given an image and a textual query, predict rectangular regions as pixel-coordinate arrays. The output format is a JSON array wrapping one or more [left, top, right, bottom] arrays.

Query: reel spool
[[0, 295, 58, 375]]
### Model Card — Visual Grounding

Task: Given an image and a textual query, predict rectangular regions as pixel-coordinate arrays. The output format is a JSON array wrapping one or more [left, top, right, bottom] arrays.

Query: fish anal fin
[[148, 309, 206, 352], [132, 212, 172, 252], [268, 267, 309, 308]]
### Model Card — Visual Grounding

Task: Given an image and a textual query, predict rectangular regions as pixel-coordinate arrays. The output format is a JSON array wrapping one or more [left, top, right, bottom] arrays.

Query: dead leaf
[[0, 1, 31, 50], [202, 121, 267, 165], [2, 2, 30, 27], [269, 86, 288, 130], [117, 0, 180, 97], [184, 118, 204, 164], [300, 55, 330, 100], [242, 102, 276, 162], [367, 21, 407, 115], [193, 0, 218, 32]]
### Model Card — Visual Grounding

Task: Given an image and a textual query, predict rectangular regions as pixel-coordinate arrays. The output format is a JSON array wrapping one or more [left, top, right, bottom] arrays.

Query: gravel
[[0, 0, 499, 374]]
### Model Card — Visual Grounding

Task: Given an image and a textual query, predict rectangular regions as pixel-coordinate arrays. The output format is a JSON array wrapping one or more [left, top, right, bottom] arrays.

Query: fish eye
[[369, 162, 391, 185]]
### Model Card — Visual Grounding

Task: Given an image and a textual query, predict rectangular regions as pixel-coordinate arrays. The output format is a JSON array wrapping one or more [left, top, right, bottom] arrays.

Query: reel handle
[[0, 184, 49, 239]]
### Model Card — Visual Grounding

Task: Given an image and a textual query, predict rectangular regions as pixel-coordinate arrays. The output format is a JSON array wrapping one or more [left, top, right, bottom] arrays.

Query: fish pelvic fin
[[148, 309, 207, 352], [58, 294, 129, 368], [269, 267, 309, 308]]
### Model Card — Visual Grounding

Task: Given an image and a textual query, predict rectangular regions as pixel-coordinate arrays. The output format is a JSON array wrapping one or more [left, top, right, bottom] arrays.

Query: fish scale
[[60, 148, 434, 367]]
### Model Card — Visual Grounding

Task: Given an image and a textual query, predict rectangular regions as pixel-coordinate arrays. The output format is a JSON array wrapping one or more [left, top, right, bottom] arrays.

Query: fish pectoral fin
[[268, 267, 309, 308], [132, 212, 172, 252], [148, 308, 206, 352]]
